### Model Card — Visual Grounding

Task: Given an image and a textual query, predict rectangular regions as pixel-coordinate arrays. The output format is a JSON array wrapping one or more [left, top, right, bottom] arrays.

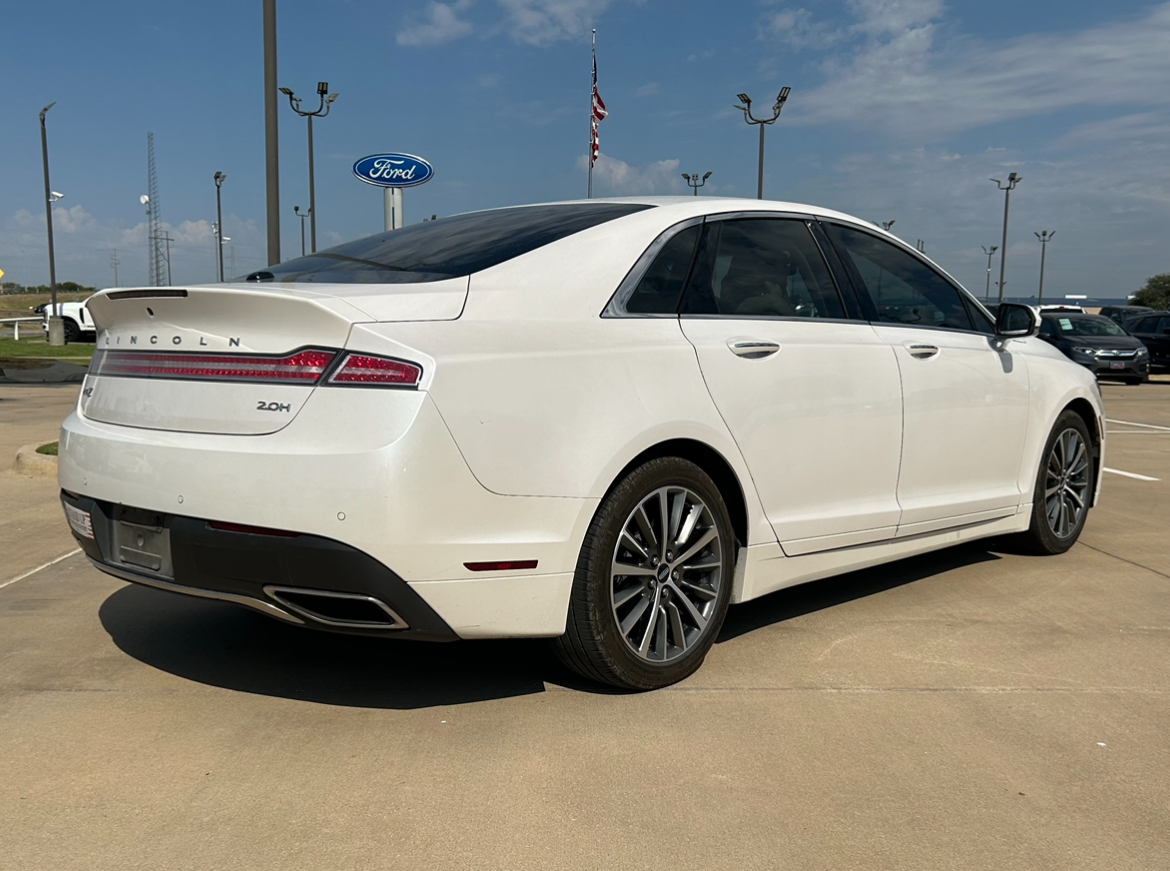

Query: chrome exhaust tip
[[263, 586, 409, 630]]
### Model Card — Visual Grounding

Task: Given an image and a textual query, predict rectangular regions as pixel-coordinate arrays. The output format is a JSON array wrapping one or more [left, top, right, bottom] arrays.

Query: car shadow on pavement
[[100, 541, 1004, 707], [99, 584, 557, 709], [717, 541, 1003, 643]]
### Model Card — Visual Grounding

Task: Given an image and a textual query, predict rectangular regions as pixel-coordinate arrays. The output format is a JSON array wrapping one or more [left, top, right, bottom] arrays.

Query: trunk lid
[[80, 281, 463, 435]]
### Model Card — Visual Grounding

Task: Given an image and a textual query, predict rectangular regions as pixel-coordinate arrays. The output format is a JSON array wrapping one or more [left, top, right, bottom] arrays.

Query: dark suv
[[1038, 313, 1150, 384], [1099, 305, 1154, 327], [1124, 311, 1170, 372]]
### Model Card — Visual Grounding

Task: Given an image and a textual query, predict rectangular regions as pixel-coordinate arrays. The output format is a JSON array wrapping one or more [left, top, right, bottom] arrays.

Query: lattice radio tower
[[146, 133, 166, 286]]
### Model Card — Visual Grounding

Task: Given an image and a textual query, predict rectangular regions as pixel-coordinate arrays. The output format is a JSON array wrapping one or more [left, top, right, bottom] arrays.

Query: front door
[[678, 217, 904, 555], [828, 223, 1031, 535]]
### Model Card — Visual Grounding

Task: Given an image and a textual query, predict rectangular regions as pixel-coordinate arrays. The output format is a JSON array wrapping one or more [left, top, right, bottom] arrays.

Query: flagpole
[[588, 29, 596, 199]]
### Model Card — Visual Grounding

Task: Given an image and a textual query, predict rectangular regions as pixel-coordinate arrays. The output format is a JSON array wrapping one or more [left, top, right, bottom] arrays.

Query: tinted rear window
[[247, 203, 653, 283]]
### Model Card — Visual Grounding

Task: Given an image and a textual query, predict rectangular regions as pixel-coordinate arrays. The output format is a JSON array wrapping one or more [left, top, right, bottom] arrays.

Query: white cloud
[[577, 154, 684, 196], [397, 0, 475, 47], [634, 82, 660, 98], [498, 0, 638, 46], [779, 2, 1170, 139], [758, 6, 841, 50]]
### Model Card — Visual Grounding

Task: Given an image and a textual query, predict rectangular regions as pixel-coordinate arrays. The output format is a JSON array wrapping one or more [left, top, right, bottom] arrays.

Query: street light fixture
[[294, 205, 311, 257], [879, 220, 895, 231], [681, 171, 712, 196], [1034, 230, 1055, 303], [213, 172, 226, 281], [990, 172, 1021, 304], [734, 86, 791, 200], [280, 81, 338, 254], [39, 101, 64, 346], [981, 245, 999, 302]]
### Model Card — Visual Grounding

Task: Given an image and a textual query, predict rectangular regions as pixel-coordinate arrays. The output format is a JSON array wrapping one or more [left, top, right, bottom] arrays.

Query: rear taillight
[[91, 348, 336, 383], [327, 353, 422, 387]]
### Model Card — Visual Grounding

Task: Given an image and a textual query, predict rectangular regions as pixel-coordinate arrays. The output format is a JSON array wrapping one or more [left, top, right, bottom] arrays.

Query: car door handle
[[729, 340, 781, 359], [904, 342, 940, 359]]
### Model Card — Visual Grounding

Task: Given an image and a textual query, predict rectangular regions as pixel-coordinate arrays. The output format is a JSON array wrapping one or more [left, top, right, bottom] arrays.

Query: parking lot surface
[[2, 380, 1168, 870]]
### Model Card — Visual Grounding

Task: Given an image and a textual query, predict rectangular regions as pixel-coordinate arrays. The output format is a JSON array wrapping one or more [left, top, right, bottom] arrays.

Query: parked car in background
[[1099, 305, 1154, 327], [42, 299, 96, 342], [1038, 303, 1086, 314], [1124, 311, 1170, 372], [1038, 312, 1149, 384]]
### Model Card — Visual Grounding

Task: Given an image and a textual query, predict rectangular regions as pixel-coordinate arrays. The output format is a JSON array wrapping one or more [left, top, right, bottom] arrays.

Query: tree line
[[1, 281, 96, 296]]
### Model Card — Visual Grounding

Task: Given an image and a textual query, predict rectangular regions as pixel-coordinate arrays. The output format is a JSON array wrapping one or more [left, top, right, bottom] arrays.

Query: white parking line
[[0, 549, 82, 590], [1106, 418, 1170, 432], [1103, 467, 1161, 482]]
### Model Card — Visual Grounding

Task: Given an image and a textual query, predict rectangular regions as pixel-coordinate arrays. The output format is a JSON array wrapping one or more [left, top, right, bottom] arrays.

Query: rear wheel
[[552, 457, 735, 690], [1015, 411, 1093, 555]]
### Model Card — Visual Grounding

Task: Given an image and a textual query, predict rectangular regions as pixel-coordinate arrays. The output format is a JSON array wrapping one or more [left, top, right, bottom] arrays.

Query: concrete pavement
[[1, 380, 1167, 870]]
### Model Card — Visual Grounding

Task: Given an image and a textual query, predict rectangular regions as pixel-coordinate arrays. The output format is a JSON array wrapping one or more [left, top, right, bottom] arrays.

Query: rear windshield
[[246, 203, 653, 283], [1042, 315, 1129, 337]]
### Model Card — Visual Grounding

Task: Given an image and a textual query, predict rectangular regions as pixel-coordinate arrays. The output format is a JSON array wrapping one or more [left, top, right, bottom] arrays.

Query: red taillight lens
[[91, 348, 336, 383], [327, 353, 422, 387]]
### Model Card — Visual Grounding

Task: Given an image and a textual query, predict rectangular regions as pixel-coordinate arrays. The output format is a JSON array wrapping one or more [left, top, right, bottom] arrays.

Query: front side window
[[247, 203, 653, 284], [680, 219, 845, 319], [832, 225, 974, 331]]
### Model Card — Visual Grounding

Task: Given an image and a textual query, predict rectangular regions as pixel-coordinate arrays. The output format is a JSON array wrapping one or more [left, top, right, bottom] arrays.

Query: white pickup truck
[[42, 299, 96, 343]]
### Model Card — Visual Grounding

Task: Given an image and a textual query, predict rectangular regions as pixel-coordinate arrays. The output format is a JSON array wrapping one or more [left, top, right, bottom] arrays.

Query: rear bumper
[[58, 388, 590, 638]]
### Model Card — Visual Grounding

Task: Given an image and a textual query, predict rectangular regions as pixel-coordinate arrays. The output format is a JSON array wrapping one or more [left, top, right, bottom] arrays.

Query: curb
[[13, 444, 58, 478]]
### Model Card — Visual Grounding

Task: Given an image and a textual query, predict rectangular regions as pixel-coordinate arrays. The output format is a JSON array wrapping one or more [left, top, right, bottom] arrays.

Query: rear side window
[[247, 203, 653, 284], [625, 225, 701, 314], [680, 219, 845, 319], [832, 225, 974, 331]]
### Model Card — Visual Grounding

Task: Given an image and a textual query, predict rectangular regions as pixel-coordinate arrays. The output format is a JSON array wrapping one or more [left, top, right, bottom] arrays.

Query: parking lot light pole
[[879, 220, 895, 231], [981, 245, 999, 302], [1035, 230, 1055, 303], [734, 87, 791, 200], [39, 102, 64, 346], [681, 171, 712, 196], [991, 172, 1021, 304], [213, 172, 226, 281], [294, 206, 310, 256], [279, 83, 338, 254]]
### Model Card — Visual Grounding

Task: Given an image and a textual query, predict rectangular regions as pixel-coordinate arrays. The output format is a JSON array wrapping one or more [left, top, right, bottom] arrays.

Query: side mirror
[[995, 303, 1039, 339]]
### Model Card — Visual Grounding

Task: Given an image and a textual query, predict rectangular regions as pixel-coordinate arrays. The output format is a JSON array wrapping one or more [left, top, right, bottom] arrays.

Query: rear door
[[678, 216, 904, 555], [1135, 315, 1170, 369], [825, 223, 1031, 535]]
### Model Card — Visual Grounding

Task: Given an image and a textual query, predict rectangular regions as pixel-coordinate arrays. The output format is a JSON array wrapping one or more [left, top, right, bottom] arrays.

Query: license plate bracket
[[113, 519, 173, 578]]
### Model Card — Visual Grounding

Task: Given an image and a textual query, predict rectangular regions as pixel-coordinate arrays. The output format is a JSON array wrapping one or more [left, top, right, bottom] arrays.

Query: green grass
[[36, 442, 59, 456], [0, 337, 93, 362]]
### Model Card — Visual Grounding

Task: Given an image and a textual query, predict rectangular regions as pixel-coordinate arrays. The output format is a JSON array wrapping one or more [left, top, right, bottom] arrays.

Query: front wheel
[[62, 319, 81, 343], [1015, 410, 1094, 555], [552, 457, 735, 690]]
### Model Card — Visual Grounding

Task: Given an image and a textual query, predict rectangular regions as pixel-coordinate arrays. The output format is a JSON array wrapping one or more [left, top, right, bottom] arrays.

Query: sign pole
[[383, 188, 404, 231]]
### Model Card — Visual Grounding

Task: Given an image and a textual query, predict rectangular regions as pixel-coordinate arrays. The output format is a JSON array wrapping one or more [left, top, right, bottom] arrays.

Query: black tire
[[62, 319, 80, 343], [1124, 377, 1144, 386], [552, 457, 736, 690], [1014, 410, 1094, 555]]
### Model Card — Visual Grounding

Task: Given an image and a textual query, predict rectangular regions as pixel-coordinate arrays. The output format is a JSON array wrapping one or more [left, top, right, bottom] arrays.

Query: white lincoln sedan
[[59, 198, 1104, 690]]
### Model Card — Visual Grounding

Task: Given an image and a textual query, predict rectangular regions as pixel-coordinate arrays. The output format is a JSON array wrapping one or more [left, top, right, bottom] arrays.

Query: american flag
[[590, 49, 607, 167]]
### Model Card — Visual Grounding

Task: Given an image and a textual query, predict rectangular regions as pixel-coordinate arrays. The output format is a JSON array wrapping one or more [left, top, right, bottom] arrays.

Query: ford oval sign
[[352, 153, 434, 188]]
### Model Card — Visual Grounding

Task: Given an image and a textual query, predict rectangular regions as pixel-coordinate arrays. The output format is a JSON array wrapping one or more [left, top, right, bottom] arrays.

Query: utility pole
[[734, 87, 791, 199], [263, 0, 280, 266], [279, 83, 338, 253], [160, 232, 174, 285], [214, 172, 226, 281], [981, 245, 998, 302], [39, 102, 64, 346], [681, 172, 712, 196], [110, 249, 120, 287], [1035, 230, 1055, 303], [294, 205, 310, 256], [991, 172, 1021, 304]]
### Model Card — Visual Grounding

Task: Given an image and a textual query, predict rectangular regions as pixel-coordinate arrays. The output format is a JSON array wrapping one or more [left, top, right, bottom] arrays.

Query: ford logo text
[[352, 153, 434, 188]]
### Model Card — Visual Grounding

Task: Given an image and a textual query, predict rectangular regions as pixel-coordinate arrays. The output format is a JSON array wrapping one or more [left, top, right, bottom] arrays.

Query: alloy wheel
[[610, 486, 725, 663], [1044, 427, 1090, 539]]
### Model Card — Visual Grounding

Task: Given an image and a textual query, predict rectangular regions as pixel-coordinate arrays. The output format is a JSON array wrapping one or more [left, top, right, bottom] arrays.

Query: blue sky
[[3, 0, 1169, 299]]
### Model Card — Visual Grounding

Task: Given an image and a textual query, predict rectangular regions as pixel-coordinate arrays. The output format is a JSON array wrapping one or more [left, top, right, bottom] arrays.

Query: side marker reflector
[[463, 560, 539, 572]]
